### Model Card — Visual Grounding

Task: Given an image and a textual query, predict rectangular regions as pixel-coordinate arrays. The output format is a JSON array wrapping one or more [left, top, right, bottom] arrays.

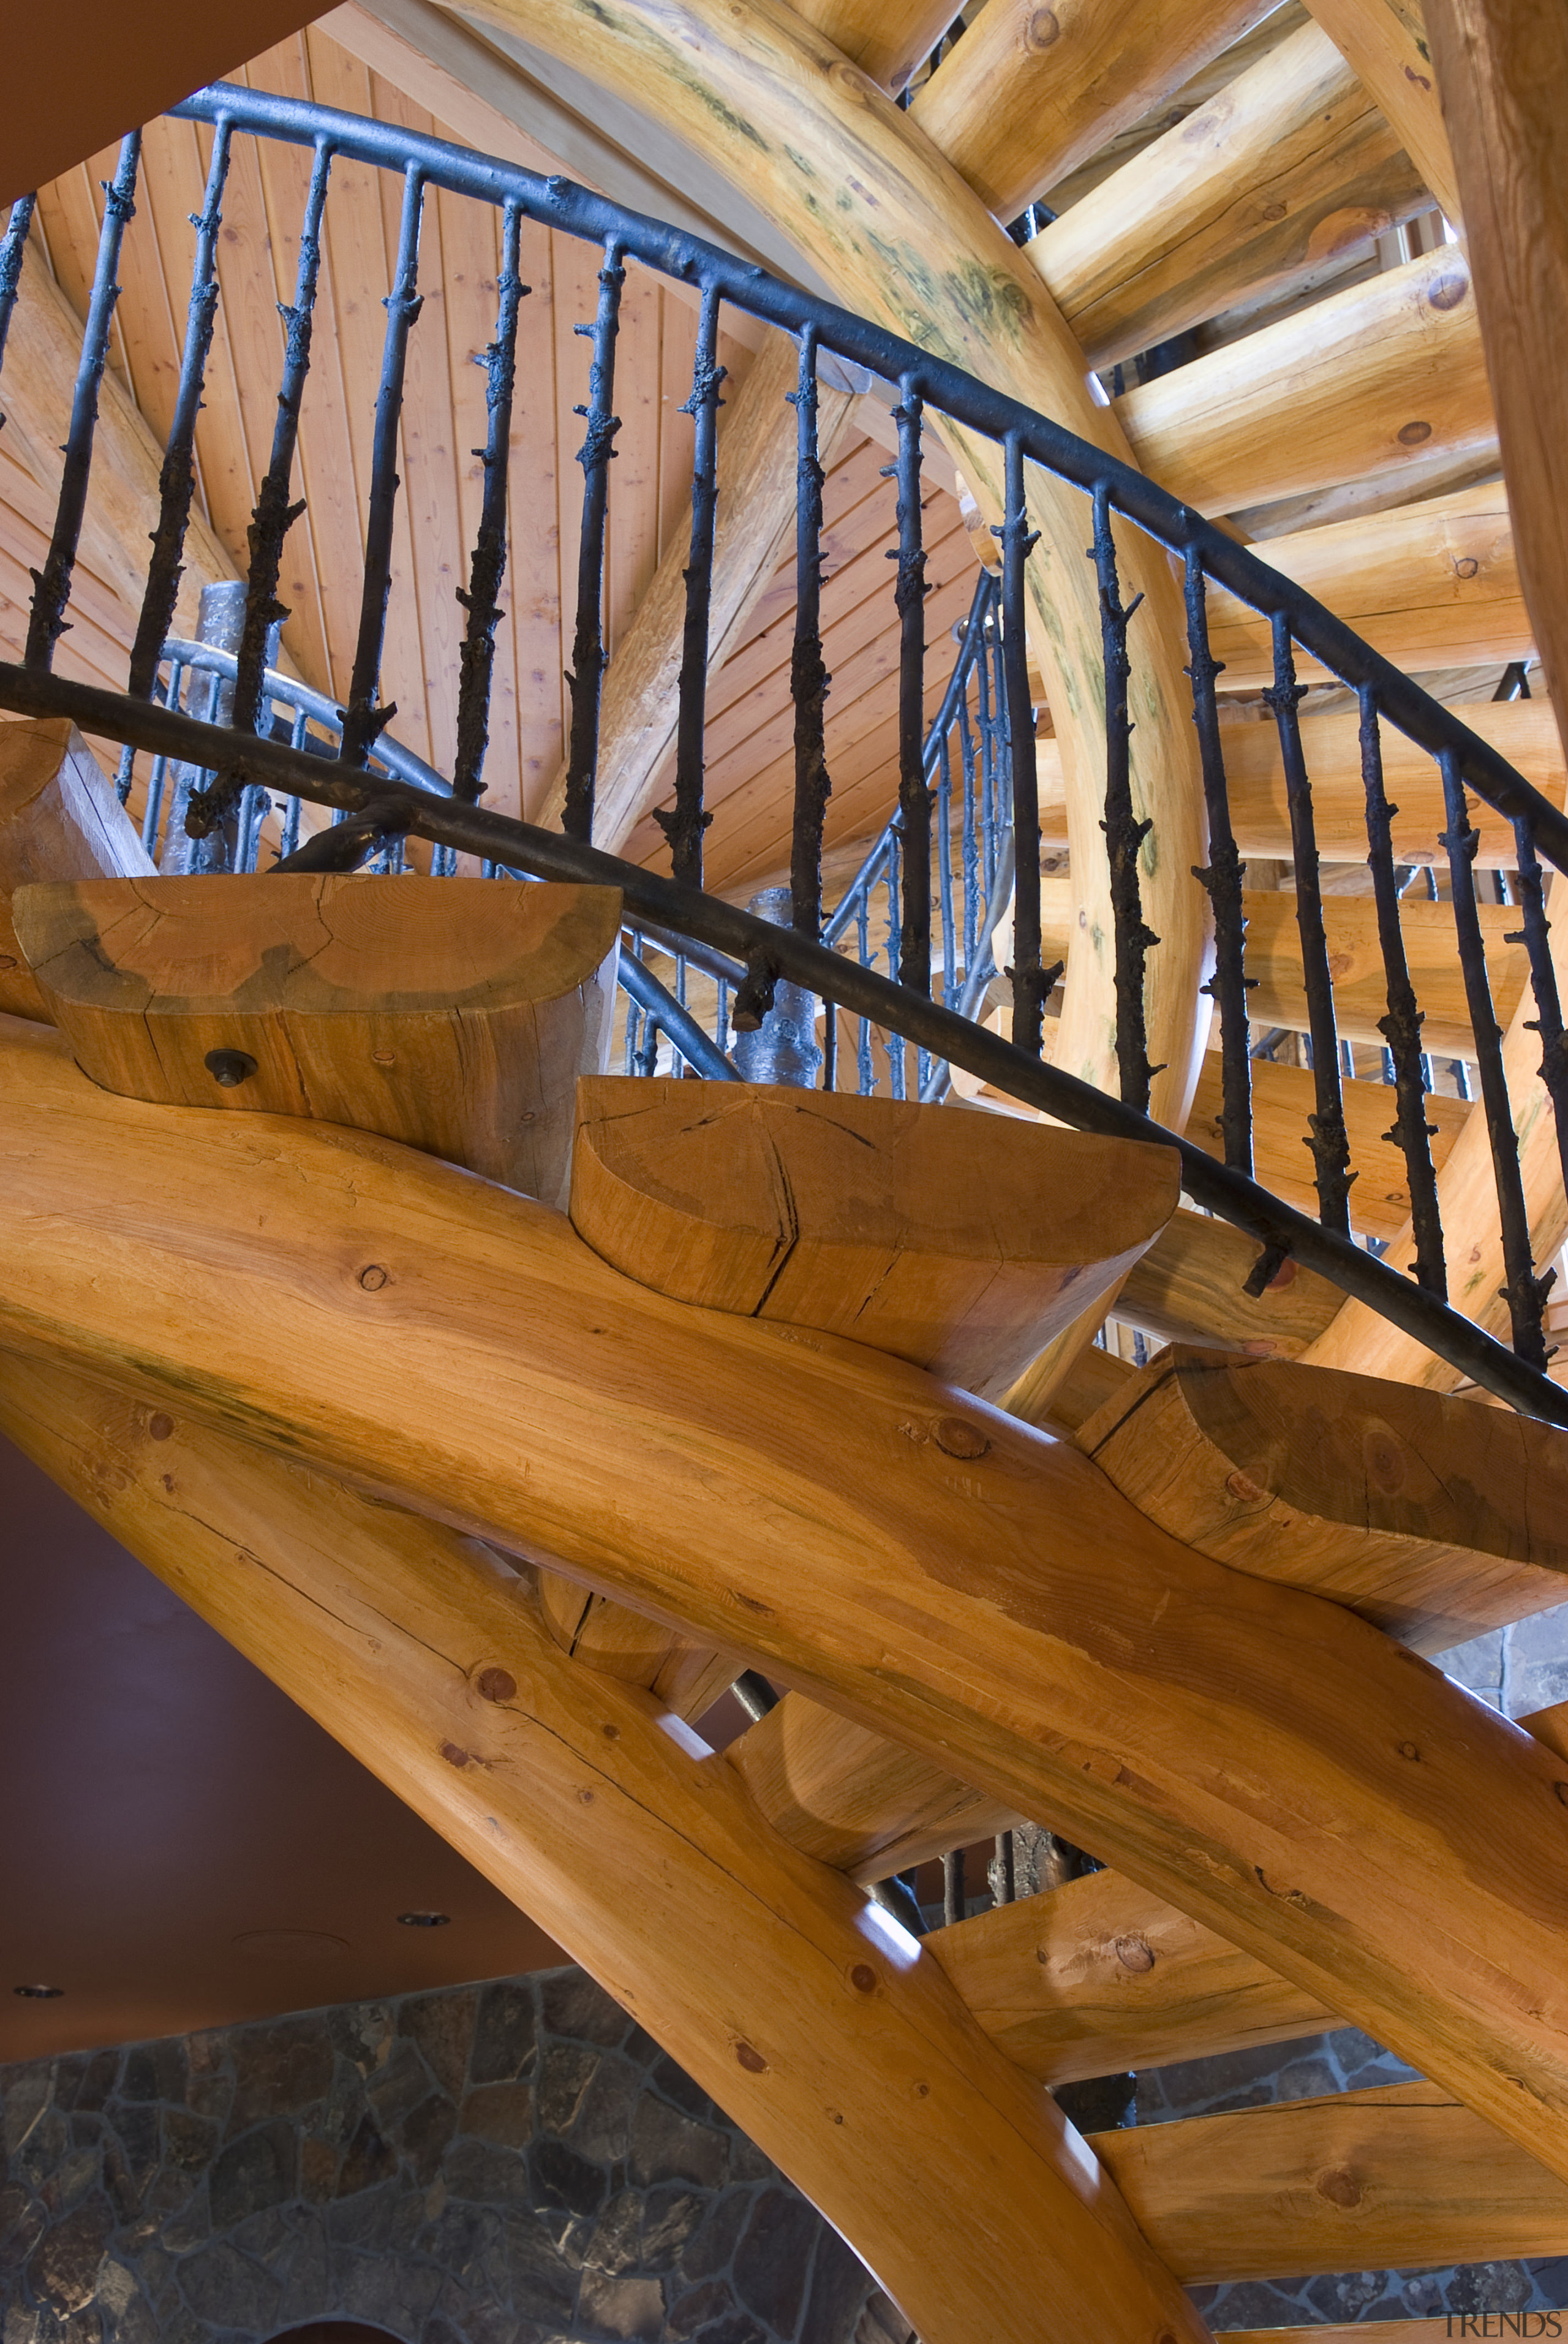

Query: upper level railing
[[1, 85, 1566, 1421]]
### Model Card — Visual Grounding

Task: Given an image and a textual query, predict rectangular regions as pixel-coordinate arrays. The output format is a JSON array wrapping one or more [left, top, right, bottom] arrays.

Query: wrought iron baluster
[[885, 842, 905, 1099], [1183, 550, 1253, 1170], [453, 200, 528, 817], [1264, 613, 1354, 1232], [998, 437, 1052, 1055], [959, 690, 979, 974], [1360, 687, 1446, 1295], [230, 139, 331, 746], [788, 325, 832, 942], [340, 161, 426, 769], [1092, 482, 1159, 1110], [0, 194, 37, 406], [655, 282, 726, 888], [889, 379, 929, 994], [1508, 815, 1568, 1206], [562, 234, 626, 841], [856, 893, 874, 1095], [24, 135, 141, 671], [1439, 747, 1551, 1362], [937, 731, 956, 1011], [126, 126, 234, 724]]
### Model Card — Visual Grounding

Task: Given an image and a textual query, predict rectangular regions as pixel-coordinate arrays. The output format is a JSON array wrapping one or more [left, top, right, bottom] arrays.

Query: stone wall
[[0, 1968, 900, 2344]]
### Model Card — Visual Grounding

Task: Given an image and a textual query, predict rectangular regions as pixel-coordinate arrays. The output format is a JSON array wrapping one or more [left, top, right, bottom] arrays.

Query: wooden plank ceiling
[[0, 21, 965, 896]]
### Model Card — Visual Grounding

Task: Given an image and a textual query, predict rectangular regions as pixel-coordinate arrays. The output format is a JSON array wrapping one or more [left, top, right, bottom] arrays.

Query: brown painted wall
[[2, 1, 323, 205]]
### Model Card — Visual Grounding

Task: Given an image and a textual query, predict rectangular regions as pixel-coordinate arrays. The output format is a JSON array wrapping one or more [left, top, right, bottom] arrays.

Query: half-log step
[[570, 1075, 1180, 1397], [1076, 1345, 1568, 1652], [14, 874, 623, 1204], [0, 717, 155, 1021], [1090, 2082, 1568, 2282]]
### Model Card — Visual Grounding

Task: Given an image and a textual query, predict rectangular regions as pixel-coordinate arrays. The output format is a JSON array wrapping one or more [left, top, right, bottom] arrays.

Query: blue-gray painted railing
[[1, 86, 1566, 1421]]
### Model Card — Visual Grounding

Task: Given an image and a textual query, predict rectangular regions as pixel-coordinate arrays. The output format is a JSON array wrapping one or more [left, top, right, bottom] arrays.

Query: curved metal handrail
[[165, 80, 1567, 873]]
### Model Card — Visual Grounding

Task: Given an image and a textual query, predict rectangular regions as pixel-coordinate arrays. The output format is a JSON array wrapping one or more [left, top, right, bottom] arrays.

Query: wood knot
[[1363, 1427, 1408, 1493], [1427, 272, 1469, 316], [850, 1964, 878, 1994], [1555, 1782, 1568, 1807], [147, 1413, 175, 1442], [358, 1264, 389, 1291], [735, 2040, 768, 2073], [475, 1666, 516, 1704], [1259, 201, 1286, 221], [1224, 1469, 1267, 1504], [1454, 556, 1480, 578], [0, 954, 15, 970], [731, 1590, 774, 1616], [440, 1741, 472, 1769], [1025, 6, 1060, 47], [1398, 1741, 1420, 1761], [1397, 418, 1433, 445], [1113, 1934, 1155, 1973], [371, 1048, 396, 1066], [1316, 2166, 1363, 2209], [934, 1416, 990, 1460]]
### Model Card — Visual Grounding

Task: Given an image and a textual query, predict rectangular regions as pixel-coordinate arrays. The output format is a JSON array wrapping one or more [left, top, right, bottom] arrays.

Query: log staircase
[[2, 5, 1568, 2339]]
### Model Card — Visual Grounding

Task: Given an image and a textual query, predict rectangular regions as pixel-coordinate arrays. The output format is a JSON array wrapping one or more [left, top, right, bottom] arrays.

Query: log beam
[[1075, 1345, 1568, 1653], [908, 0, 1278, 222], [1114, 1206, 1346, 1360], [0, 1349, 1207, 2344], [1426, 0, 1568, 736], [456, 0, 1211, 1127], [1093, 2081, 1568, 2282], [1118, 245, 1494, 520], [1028, 18, 1427, 370], [1205, 481, 1528, 685], [929, 1866, 1335, 2085], [1303, 0, 1462, 225], [4, 1026, 1568, 2175]]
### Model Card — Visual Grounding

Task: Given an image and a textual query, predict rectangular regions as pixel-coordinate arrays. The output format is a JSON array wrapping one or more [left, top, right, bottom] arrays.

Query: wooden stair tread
[[0, 718, 154, 1022], [929, 1866, 1332, 2085], [571, 1075, 1180, 1396], [1119, 1207, 1343, 1356], [1076, 1345, 1568, 1654], [1090, 2081, 1568, 2283], [15, 873, 622, 1205]]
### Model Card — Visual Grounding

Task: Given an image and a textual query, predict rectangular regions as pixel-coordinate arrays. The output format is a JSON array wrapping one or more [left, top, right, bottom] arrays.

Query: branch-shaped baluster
[[1507, 814, 1568, 1206], [936, 729, 956, 1010], [655, 281, 726, 888], [1091, 482, 1159, 1111], [0, 194, 37, 417], [997, 436, 1054, 1056], [125, 126, 233, 714], [562, 232, 626, 842], [338, 161, 426, 771], [788, 324, 831, 941], [230, 141, 333, 745], [24, 136, 141, 671], [958, 689, 980, 976], [453, 200, 529, 815], [888, 378, 929, 995], [1360, 686, 1446, 1296], [1183, 549, 1253, 1172], [1438, 749, 1552, 1363], [1265, 612, 1354, 1233]]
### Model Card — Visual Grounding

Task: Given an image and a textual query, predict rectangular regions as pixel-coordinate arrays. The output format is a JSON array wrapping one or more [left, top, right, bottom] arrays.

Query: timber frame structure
[[1, 0, 1568, 2337]]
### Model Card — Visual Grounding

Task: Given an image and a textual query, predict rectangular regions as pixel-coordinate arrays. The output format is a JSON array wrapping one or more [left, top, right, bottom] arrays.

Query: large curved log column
[[0, 1353, 1206, 2344], [448, 0, 1210, 1125], [4, 1023, 1568, 2177]]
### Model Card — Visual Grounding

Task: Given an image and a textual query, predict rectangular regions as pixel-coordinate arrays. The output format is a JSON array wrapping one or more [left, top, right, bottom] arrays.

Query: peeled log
[[1120, 244, 1494, 520], [0, 718, 153, 1020], [458, 0, 1210, 1125], [1030, 19, 1427, 369], [2, 1022, 1568, 2176], [0, 1350, 1207, 2344], [909, 0, 1277, 222], [1304, 0, 1462, 225], [1204, 481, 1528, 686]]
